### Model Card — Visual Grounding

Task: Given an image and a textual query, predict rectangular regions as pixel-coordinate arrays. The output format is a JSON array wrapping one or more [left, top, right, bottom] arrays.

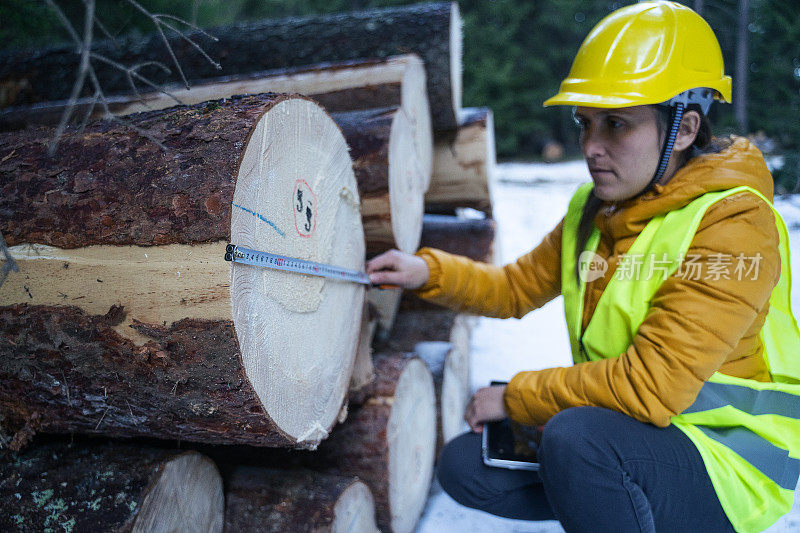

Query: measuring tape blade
[[224, 244, 371, 285]]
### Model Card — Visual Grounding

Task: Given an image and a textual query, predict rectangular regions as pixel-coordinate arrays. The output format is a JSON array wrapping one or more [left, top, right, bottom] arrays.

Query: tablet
[[481, 417, 541, 471]]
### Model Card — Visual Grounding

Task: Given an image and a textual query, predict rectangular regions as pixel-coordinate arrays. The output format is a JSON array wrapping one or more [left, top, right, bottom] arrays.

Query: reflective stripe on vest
[[561, 183, 800, 532]]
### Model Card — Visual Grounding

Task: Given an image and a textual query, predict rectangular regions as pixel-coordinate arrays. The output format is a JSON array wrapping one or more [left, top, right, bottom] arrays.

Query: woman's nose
[[581, 129, 606, 159]]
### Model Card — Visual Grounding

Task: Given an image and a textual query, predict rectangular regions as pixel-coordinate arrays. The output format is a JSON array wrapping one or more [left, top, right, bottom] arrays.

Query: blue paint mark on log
[[232, 203, 285, 238]]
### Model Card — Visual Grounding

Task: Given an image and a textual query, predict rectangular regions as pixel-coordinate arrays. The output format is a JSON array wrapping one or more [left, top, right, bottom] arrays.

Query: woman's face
[[574, 105, 664, 202]]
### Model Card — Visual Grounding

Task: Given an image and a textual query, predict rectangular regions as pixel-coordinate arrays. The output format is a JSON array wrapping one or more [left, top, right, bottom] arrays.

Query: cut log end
[[399, 55, 434, 186], [334, 107, 424, 256], [229, 97, 366, 446], [450, 2, 464, 118], [133, 452, 224, 533], [386, 356, 436, 533], [333, 480, 380, 533], [388, 109, 425, 254]]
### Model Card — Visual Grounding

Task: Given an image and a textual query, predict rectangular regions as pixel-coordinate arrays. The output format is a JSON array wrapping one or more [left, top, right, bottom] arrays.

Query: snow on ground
[[415, 160, 800, 533]]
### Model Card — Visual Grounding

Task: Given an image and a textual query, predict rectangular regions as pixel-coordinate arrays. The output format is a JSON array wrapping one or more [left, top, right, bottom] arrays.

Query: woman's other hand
[[465, 385, 508, 433], [366, 249, 430, 289]]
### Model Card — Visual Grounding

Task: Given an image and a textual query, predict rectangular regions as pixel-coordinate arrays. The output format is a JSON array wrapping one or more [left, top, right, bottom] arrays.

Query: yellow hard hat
[[543, 1, 732, 109]]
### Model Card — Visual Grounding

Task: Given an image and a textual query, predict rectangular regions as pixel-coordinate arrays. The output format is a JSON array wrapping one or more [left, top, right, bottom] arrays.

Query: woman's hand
[[465, 385, 508, 433], [366, 249, 430, 290]]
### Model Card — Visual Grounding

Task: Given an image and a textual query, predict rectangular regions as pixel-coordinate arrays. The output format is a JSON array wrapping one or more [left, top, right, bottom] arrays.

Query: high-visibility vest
[[561, 182, 800, 532]]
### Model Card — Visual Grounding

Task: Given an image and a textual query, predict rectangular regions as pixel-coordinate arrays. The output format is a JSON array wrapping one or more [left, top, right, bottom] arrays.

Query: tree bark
[[332, 107, 424, 255], [425, 107, 496, 216], [0, 441, 223, 532], [0, 94, 366, 449], [384, 309, 474, 353], [0, 3, 462, 130], [223, 467, 378, 533]]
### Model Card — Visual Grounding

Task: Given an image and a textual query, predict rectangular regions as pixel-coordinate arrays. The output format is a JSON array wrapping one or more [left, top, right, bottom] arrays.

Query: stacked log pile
[[0, 1, 502, 531]]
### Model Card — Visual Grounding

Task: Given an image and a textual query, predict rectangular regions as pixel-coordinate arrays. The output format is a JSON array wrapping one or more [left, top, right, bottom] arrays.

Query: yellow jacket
[[415, 137, 781, 427]]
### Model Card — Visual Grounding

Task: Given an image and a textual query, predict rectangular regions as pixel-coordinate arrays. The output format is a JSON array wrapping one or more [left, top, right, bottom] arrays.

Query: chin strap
[[645, 101, 685, 192], [642, 87, 716, 194]]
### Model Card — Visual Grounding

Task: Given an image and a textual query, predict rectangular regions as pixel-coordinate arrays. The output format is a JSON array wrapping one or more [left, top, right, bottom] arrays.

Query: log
[[419, 214, 496, 263], [0, 441, 223, 532], [0, 55, 434, 191], [204, 352, 435, 532], [351, 287, 403, 395], [332, 107, 424, 255], [219, 352, 435, 532], [0, 3, 462, 130], [0, 94, 365, 449], [425, 107, 497, 215], [414, 340, 471, 453], [223, 467, 378, 533]]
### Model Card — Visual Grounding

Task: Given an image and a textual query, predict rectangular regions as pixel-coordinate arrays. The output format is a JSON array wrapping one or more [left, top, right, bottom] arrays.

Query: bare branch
[[125, 0, 220, 90], [41, 0, 220, 152], [77, 90, 102, 133], [156, 24, 189, 89], [48, 0, 95, 157], [156, 19, 221, 70], [155, 14, 219, 42], [93, 16, 118, 45], [90, 54, 182, 106], [44, 0, 80, 44]]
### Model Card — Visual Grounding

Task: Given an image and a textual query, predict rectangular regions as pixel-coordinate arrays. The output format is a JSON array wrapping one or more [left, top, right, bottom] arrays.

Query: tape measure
[[224, 244, 372, 285]]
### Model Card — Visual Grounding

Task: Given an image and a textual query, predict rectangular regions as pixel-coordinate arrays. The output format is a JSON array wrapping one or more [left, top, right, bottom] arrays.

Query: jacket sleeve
[[504, 192, 781, 427], [413, 218, 564, 319]]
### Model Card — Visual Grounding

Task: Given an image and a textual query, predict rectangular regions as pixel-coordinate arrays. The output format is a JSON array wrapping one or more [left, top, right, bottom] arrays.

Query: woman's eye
[[608, 118, 623, 129], [573, 117, 587, 128]]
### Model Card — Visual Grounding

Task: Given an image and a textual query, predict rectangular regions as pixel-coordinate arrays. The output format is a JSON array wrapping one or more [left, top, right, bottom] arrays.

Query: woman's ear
[[674, 110, 701, 151]]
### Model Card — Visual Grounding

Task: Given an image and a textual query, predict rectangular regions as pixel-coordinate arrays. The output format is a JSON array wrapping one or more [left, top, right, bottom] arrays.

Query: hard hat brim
[[543, 76, 732, 109]]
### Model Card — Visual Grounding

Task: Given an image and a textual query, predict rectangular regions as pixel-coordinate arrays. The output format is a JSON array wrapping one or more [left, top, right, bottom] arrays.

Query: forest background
[[2, 0, 798, 189]]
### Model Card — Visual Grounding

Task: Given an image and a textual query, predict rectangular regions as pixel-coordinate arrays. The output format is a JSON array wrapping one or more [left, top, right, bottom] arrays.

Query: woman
[[367, 2, 800, 532]]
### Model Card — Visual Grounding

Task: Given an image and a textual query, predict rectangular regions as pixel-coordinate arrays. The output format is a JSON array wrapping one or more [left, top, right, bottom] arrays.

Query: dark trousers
[[437, 407, 735, 532]]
